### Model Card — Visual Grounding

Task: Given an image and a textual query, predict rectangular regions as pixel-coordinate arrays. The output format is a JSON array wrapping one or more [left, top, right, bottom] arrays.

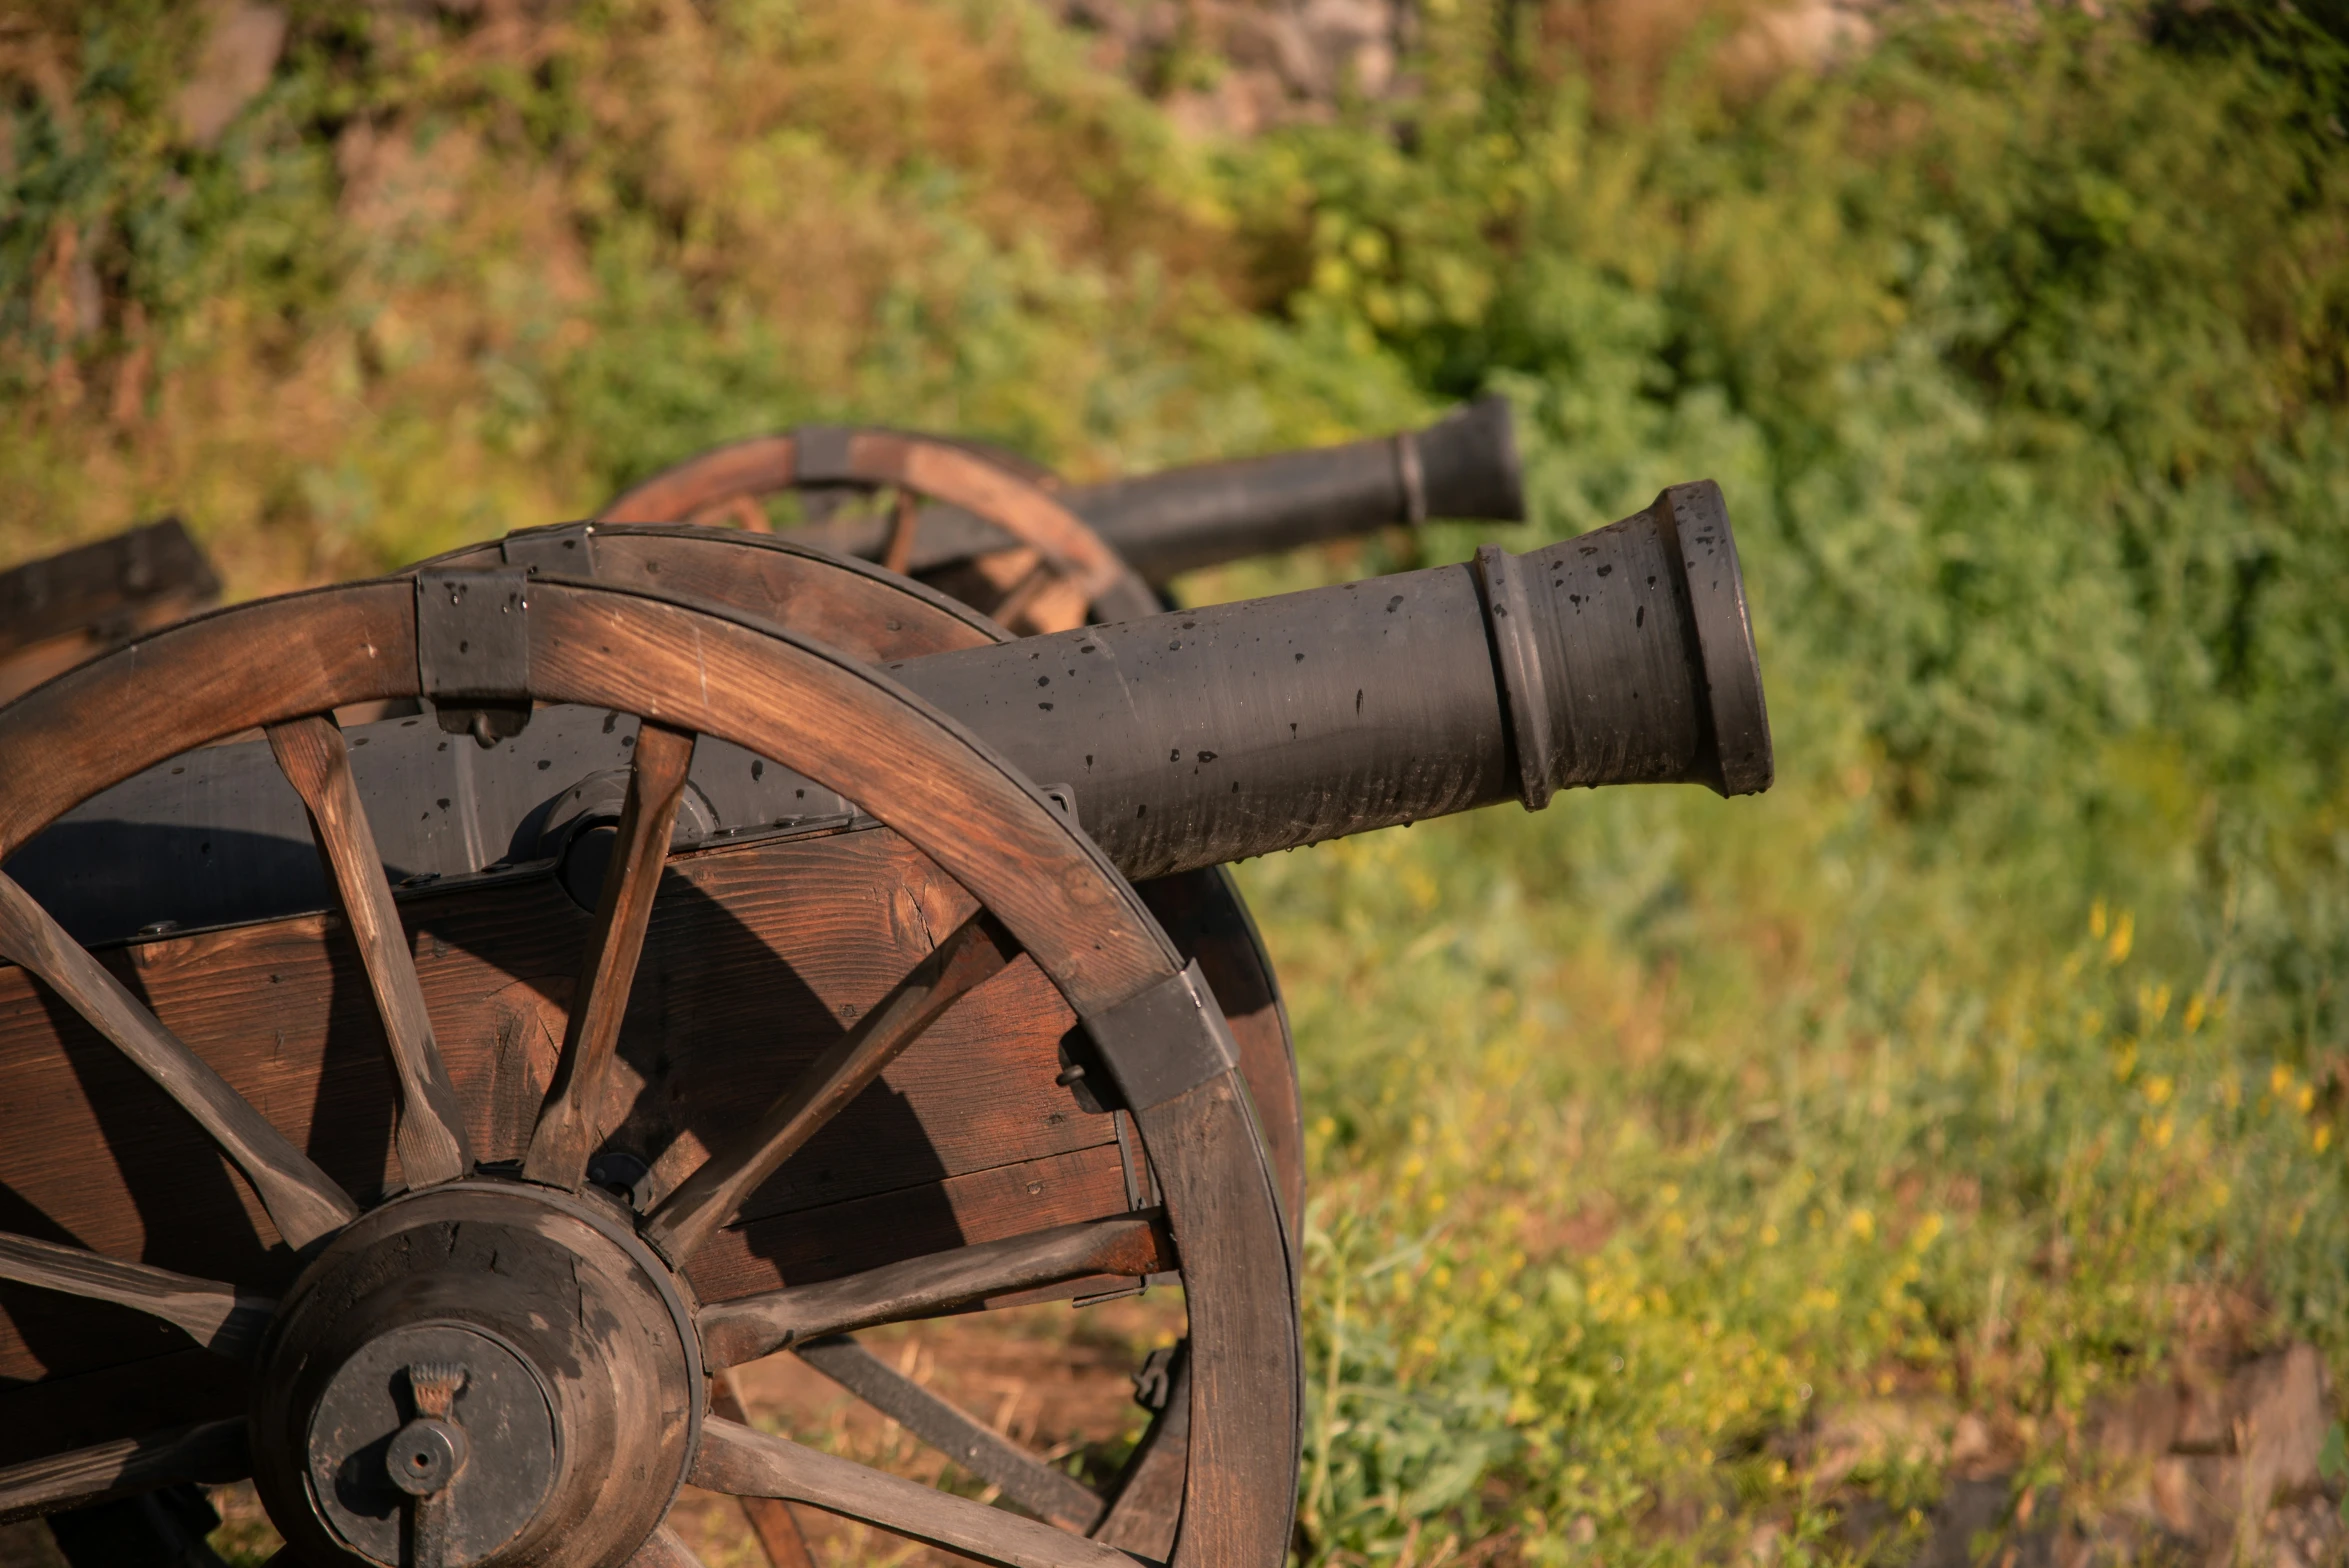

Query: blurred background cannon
[[0, 519, 219, 708], [597, 399, 1524, 632]]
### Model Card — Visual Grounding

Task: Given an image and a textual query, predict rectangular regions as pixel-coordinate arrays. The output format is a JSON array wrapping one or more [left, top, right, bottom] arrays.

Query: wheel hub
[[249, 1180, 702, 1568]]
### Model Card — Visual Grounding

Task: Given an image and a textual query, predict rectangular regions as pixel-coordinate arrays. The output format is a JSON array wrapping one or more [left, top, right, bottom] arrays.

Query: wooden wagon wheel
[[426, 521, 1305, 1222], [415, 521, 1304, 1568], [0, 572, 1299, 1568], [597, 427, 1162, 633]]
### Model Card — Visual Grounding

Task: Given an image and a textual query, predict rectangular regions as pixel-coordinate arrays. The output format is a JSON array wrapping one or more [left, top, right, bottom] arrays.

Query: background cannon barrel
[[782, 398, 1526, 585], [1062, 394, 1524, 582], [8, 482, 1765, 944]]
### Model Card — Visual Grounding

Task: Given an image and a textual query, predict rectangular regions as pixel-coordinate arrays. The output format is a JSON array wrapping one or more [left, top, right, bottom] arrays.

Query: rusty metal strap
[[1080, 960, 1240, 1112], [501, 523, 597, 577], [792, 425, 857, 485], [415, 570, 531, 703]]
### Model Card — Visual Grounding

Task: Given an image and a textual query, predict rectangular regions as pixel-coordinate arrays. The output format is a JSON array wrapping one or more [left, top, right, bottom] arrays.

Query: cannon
[[0, 480, 1764, 1568], [597, 398, 1524, 633], [0, 517, 220, 707]]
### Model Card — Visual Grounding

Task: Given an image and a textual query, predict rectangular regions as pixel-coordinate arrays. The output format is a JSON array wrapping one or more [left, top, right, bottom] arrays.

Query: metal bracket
[[416, 570, 533, 747], [1474, 543, 1556, 810], [792, 425, 857, 484], [1079, 960, 1240, 1113], [501, 524, 597, 578], [1393, 430, 1428, 526]]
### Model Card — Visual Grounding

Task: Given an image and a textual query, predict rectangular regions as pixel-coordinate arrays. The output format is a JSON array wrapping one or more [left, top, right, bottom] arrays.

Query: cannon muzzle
[[9, 483, 1766, 942], [894, 479, 1767, 880], [1065, 395, 1524, 582]]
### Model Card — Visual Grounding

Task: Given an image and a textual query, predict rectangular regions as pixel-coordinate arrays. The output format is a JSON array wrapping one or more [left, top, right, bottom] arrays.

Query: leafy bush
[[4, 1, 2346, 1562]]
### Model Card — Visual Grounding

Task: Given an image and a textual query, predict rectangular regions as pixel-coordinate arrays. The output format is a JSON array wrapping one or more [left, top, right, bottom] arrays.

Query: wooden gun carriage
[[0, 411, 1767, 1568]]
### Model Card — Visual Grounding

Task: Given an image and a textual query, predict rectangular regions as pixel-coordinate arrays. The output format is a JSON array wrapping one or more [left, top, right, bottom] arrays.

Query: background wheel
[[596, 426, 1162, 632]]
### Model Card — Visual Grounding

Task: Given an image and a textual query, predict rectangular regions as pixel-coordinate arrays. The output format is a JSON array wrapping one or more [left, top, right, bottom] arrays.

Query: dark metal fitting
[[1473, 543, 1557, 811], [416, 570, 534, 747], [1079, 961, 1241, 1113], [792, 424, 856, 484], [408, 1360, 467, 1419], [387, 1416, 469, 1497], [1393, 430, 1428, 526], [1133, 1343, 1181, 1412], [500, 523, 597, 578]]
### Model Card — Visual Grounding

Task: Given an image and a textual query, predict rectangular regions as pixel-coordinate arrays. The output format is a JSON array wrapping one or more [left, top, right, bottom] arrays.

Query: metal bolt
[[393, 1362, 469, 1568]]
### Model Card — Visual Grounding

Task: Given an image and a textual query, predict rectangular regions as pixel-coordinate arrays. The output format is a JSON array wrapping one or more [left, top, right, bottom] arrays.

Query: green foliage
[[1201, 1, 2349, 1559], [5, 1, 2347, 1563]]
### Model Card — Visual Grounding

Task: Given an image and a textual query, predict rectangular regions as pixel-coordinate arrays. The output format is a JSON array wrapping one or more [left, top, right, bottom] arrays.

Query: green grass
[[6, 1, 2347, 1563]]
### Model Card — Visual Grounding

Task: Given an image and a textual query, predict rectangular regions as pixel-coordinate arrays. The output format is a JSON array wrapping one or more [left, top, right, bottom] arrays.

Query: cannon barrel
[[7, 482, 1765, 944], [804, 398, 1525, 583], [1062, 395, 1524, 582], [895, 478, 1765, 880]]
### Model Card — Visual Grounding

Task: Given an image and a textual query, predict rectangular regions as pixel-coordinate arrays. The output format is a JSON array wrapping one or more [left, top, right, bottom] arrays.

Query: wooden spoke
[[712, 1372, 819, 1568], [0, 1233, 273, 1362], [690, 1417, 1140, 1568], [989, 559, 1057, 627], [795, 1336, 1105, 1532], [882, 488, 920, 576], [266, 714, 473, 1188], [644, 911, 1017, 1260], [629, 1526, 712, 1568], [0, 1418, 247, 1524], [523, 720, 699, 1189], [699, 1213, 1168, 1371], [1090, 1346, 1189, 1555], [0, 872, 359, 1250]]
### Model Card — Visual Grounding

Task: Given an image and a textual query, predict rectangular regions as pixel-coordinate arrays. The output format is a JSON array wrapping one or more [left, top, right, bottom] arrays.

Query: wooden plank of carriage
[[0, 519, 221, 708], [0, 825, 1160, 1398]]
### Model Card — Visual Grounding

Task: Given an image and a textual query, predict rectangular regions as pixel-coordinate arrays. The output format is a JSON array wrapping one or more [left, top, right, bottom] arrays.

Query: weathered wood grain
[[0, 829, 1123, 1386], [682, 1142, 1134, 1309], [0, 872, 358, 1250], [690, 1417, 1141, 1568], [1137, 868, 1301, 1239], [1130, 1071, 1298, 1568], [795, 1334, 1105, 1530], [647, 912, 1018, 1261], [1091, 1347, 1188, 1557], [711, 1372, 818, 1568], [698, 1212, 1168, 1370], [0, 1234, 271, 1362], [626, 1526, 713, 1568], [266, 713, 473, 1187], [0, 1418, 247, 1524], [0, 581, 418, 860], [526, 720, 698, 1188], [428, 526, 1004, 663]]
